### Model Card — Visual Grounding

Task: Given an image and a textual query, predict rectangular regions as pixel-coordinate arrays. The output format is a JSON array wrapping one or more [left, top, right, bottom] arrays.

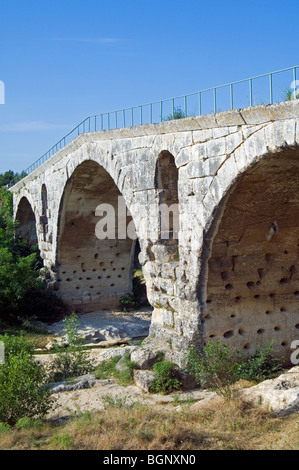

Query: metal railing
[[10, 65, 299, 186]]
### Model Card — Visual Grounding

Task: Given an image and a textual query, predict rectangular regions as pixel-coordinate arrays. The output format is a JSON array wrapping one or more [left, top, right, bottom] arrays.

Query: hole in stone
[[82, 269, 86, 272], [274, 326, 281, 331], [94, 253, 98, 259], [247, 282, 255, 289], [103, 268, 106, 271], [98, 276, 101, 279], [113, 268, 116, 271], [206, 299, 212, 304], [265, 310, 272, 315], [62, 271, 66, 274], [280, 278, 289, 284], [209, 334, 216, 338], [258, 268, 265, 279], [225, 284, 233, 290], [92, 269, 96, 272], [230, 314, 236, 318], [243, 343, 250, 350], [121, 267, 125, 270], [280, 307, 287, 312], [223, 330, 234, 339], [254, 294, 260, 299], [238, 328, 244, 335], [294, 291, 299, 296], [295, 324, 299, 329], [284, 250, 289, 254], [118, 275, 122, 278], [221, 271, 229, 281], [269, 293, 275, 298], [79, 277, 82, 280], [116, 253, 120, 256], [256, 281, 261, 286], [257, 328, 265, 334], [90, 286, 94, 289], [281, 341, 287, 346], [107, 275, 111, 279], [66, 278, 71, 282], [110, 284, 115, 287], [99, 262, 104, 266], [235, 296, 241, 302], [86, 277, 91, 280], [73, 270, 77, 274]]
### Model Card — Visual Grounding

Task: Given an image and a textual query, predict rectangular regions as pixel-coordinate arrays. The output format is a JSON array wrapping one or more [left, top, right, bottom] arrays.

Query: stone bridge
[[11, 100, 299, 362]]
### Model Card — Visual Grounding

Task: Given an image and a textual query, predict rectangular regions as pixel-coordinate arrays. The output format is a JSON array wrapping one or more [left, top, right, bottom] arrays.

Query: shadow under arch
[[200, 145, 299, 358], [15, 196, 38, 246], [56, 159, 138, 312]]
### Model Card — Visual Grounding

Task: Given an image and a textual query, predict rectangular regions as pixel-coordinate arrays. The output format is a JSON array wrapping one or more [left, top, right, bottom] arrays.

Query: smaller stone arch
[[41, 184, 48, 241], [15, 196, 38, 246], [155, 151, 179, 243]]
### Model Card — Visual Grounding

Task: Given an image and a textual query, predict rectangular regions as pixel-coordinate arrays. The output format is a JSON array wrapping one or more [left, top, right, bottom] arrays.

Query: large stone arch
[[56, 159, 137, 312], [15, 196, 38, 246], [200, 144, 299, 358]]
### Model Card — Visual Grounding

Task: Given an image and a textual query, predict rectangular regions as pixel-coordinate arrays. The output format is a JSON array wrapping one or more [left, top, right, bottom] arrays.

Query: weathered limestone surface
[[11, 100, 299, 363]]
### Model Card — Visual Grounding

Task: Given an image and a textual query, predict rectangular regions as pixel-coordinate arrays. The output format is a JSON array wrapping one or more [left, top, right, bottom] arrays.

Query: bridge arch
[[201, 144, 299, 358], [55, 159, 137, 312], [15, 196, 38, 246]]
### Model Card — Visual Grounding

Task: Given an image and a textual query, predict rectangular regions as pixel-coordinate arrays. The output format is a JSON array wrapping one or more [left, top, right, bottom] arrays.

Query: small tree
[[48, 313, 93, 382], [187, 341, 241, 399]]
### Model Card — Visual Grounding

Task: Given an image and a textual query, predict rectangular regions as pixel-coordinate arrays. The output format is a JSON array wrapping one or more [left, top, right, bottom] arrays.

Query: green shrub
[[150, 360, 181, 394], [238, 341, 283, 383], [0, 336, 53, 425], [187, 340, 283, 399], [95, 351, 137, 386], [163, 106, 186, 121], [114, 350, 138, 385], [94, 355, 121, 380]]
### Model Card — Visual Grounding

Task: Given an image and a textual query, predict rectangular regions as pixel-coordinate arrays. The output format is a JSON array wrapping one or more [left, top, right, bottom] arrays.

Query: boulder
[[237, 366, 299, 415], [134, 370, 156, 392], [130, 348, 160, 369]]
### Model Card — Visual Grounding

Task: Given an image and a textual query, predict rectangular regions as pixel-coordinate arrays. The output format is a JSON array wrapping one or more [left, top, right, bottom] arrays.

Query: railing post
[[140, 105, 142, 125], [198, 91, 201, 115], [160, 101, 163, 122], [95, 115, 97, 132], [123, 109, 126, 128], [249, 78, 253, 107], [230, 83, 234, 110], [213, 88, 217, 113], [131, 107, 134, 126], [150, 103, 152, 124], [269, 73, 273, 104], [115, 111, 118, 129], [184, 95, 187, 117], [108, 113, 110, 130], [101, 114, 103, 131], [293, 67, 297, 99]]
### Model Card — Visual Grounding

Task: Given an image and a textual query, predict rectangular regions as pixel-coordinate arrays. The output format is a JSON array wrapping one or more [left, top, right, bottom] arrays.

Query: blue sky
[[0, 0, 298, 174]]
